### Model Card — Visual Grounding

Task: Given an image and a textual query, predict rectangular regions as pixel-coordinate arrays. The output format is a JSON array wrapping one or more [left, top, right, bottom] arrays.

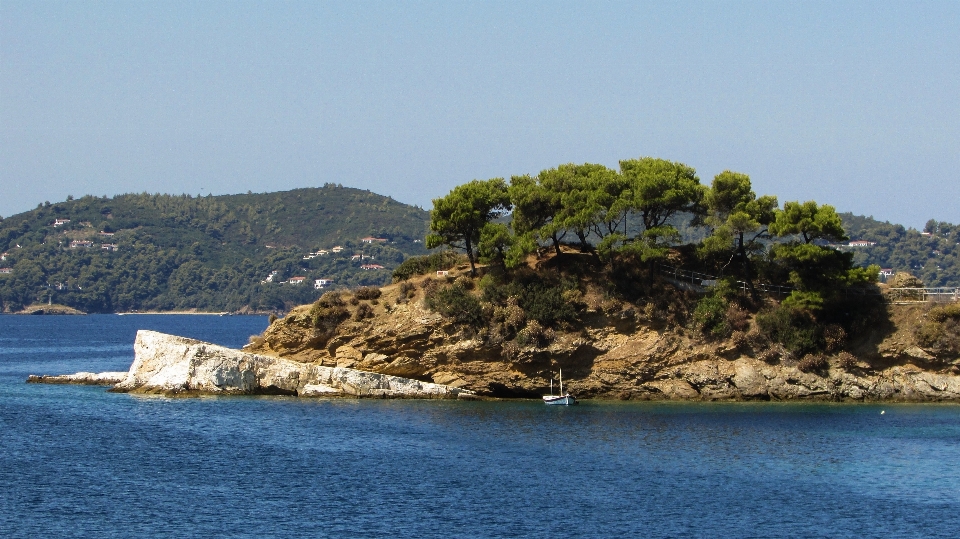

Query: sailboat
[[543, 368, 577, 405]]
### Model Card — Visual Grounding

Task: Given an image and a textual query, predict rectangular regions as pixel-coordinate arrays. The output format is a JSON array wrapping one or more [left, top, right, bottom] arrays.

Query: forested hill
[[0, 185, 429, 313], [838, 213, 960, 287]]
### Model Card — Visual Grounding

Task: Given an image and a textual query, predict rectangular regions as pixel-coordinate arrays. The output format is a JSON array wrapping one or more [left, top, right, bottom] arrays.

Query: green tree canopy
[[769, 200, 848, 244], [426, 178, 511, 275], [702, 170, 778, 287], [620, 157, 706, 235]]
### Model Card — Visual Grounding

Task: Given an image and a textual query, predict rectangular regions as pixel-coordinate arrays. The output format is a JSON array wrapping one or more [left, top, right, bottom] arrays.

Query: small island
[[241, 159, 960, 401], [22, 157, 960, 400]]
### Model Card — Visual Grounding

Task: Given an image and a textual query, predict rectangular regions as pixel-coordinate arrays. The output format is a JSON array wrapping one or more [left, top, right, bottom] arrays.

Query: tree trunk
[[465, 237, 477, 276]]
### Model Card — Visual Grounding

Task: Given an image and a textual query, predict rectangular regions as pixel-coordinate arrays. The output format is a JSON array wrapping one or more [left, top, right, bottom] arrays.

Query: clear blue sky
[[2, 0, 958, 228]]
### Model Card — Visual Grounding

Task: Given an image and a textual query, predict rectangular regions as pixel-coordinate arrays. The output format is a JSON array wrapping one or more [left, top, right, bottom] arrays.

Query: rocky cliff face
[[246, 275, 960, 402]]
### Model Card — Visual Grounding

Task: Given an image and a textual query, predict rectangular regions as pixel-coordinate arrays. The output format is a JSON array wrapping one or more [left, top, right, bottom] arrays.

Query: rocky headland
[[243, 269, 960, 402]]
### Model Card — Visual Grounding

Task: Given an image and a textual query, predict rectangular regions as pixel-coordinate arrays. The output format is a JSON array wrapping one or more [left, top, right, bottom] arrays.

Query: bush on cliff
[[425, 284, 484, 327], [310, 291, 349, 332], [355, 286, 382, 300], [392, 251, 463, 282], [916, 303, 960, 353], [481, 275, 578, 327], [756, 303, 820, 356]]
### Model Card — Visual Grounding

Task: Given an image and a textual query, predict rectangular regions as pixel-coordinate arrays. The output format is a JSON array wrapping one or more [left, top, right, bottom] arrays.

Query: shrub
[[355, 286, 382, 300], [392, 251, 462, 282], [781, 290, 824, 312], [309, 299, 349, 332], [693, 295, 730, 338], [454, 275, 474, 290], [491, 296, 526, 338], [501, 341, 520, 360], [726, 303, 750, 332], [516, 320, 554, 347], [349, 296, 360, 306], [916, 304, 960, 352], [354, 302, 375, 321], [425, 285, 484, 326], [837, 351, 857, 370], [797, 353, 828, 373], [730, 330, 748, 350], [757, 346, 782, 364], [268, 314, 278, 325], [481, 277, 579, 327], [756, 304, 820, 356], [823, 324, 847, 353], [317, 291, 344, 308]]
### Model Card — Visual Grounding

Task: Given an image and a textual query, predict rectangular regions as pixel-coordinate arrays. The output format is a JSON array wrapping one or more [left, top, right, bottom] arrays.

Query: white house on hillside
[[314, 279, 333, 289]]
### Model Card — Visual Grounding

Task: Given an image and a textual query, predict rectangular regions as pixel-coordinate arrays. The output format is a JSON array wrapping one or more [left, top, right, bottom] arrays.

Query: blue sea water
[[2, 315, 960, 538]]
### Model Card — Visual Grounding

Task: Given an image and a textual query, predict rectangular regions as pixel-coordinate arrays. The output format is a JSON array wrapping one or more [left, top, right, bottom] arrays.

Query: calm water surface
[[2, 315, 959, 538]]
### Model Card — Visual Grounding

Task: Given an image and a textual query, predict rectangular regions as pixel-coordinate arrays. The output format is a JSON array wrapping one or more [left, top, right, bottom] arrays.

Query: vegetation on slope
[[839, 214, 960, 287], [409, 157, 893, 359], [0, 185, 428, 312]]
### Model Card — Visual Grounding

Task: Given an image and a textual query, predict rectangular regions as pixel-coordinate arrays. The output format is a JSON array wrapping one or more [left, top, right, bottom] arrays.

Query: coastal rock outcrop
[[27, 371, 127, 385], [29, 330, 474, 399], [245, 274, 960, 402]]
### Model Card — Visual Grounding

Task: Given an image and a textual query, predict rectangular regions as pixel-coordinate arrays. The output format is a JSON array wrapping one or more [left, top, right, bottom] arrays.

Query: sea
[[2, 315, 960, 538]]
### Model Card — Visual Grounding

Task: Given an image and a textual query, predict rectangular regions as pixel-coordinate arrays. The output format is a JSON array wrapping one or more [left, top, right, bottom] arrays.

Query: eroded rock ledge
[[28, 330, 475, 399]]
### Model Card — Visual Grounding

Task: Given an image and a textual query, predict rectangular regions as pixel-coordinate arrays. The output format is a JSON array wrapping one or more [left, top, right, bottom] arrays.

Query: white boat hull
[[542, 394, 577, 405]]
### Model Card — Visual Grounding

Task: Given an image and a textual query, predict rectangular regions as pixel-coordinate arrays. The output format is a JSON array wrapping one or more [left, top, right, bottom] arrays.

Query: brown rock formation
[[245, 273, 960, 401]]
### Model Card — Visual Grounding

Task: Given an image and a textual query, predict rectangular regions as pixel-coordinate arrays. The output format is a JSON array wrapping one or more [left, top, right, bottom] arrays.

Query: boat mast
[[560, 368, 563, 395]]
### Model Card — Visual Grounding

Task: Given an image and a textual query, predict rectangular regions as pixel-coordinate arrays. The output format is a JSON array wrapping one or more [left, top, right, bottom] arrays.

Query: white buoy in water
[[881, 410, 885, 415]]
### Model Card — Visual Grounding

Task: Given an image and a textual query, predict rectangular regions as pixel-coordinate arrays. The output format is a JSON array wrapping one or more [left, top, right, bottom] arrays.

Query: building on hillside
[[360, 237, 387, 244], [101, 243, 119, 251], [53, 219, 71, 227], [0, 252, 7, 261], [262, 270, 280, 284], [331, 246, 344, 253], [437, 270, 450, 276], [879, 268, 895, 278], [288, 276, 307, 285], [99, 231, 115, 237], [360, 264, 385, 270], [0, 268, 12, 274], [848, 240, 876, 247], [69, 240, 93, 249], [316, 249, 329, 256], [314, 279, 333, 289], [350, 253, 363, 261]]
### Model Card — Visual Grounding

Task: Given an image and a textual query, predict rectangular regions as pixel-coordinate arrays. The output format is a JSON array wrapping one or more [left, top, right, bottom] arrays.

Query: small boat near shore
[[543, 368, 577, 405]]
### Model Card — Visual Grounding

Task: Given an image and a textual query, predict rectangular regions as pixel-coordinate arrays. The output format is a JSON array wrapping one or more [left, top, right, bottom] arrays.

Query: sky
[[1, 0, 958, 229]]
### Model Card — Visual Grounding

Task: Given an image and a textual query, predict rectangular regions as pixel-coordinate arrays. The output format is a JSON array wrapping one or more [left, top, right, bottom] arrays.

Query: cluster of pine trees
[[427, 157, 878, 304]]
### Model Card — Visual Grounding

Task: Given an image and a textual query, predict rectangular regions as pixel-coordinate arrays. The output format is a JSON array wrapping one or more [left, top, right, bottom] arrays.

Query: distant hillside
[[0, 185, 429, 313], [839, 213, 960, 287]]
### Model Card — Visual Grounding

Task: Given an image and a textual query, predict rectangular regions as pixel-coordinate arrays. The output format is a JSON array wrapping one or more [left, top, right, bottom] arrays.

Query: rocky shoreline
[[27, 317, 960, 403], [240, 275, 960, 403], [28, 330, 476, 400]]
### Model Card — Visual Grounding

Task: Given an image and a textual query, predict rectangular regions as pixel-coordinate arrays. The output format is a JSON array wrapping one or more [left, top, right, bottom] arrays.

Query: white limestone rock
[[109, 330, 473, 399], [26, 371, 127, 385]]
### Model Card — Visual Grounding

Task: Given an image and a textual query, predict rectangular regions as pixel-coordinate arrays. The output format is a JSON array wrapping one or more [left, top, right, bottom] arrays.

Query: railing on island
[[656, 264, 958, 304]]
